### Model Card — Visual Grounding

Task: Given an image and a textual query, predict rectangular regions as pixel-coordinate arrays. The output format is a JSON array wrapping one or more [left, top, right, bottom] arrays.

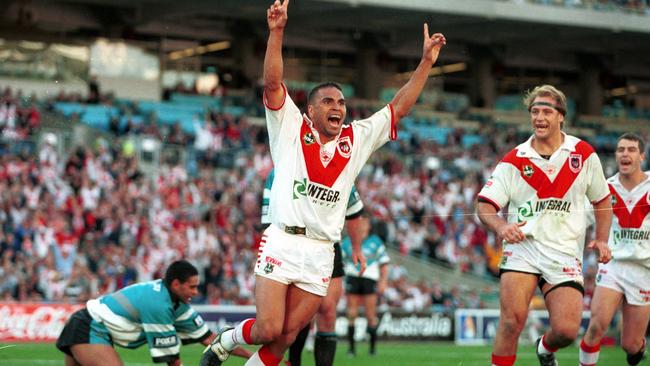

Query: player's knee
[[254, 321, 283, 344], [277, 330, 301, 347], [319, 297, 335, 314], [499, 314, 526, 336], [585, 321, 607, 341], [621, 337, 643, 355], [552, 325, 579, 346], [317, 307, 336, 330]]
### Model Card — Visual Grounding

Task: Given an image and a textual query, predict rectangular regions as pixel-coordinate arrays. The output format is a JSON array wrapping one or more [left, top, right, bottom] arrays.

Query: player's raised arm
[[390, 24, 446, 121], [263, 0, 289, 109]]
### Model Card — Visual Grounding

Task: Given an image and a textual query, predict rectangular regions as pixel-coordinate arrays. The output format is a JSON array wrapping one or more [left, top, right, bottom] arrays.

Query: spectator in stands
[[87, 75, 100, 104]]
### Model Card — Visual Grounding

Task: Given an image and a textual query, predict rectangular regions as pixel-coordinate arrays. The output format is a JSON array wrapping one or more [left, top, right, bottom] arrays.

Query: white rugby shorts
[[500, 239, 584, 287], [596, 260, 650, 306], [255, 224, 334, 296]]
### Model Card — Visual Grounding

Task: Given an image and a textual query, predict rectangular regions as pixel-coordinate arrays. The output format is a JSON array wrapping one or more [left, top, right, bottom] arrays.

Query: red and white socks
[[221, 318, 256, 351], [491, 354, 516, 366], [579, 338, 601, 366], [244, 345, 283, 366], [537, 334, 558, 356]]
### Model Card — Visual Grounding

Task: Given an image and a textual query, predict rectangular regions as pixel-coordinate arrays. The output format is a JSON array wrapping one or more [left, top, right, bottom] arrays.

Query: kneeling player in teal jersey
[[56, 260, 251, 366]]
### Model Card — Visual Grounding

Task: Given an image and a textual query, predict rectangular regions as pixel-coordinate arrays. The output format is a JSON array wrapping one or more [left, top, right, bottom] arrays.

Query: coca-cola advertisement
[[0, 303, 83, 342]]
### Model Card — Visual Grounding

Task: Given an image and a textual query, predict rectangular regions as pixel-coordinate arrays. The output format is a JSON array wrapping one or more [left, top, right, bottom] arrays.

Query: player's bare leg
[[536, 284, 582, 365], [317, 277, 342, 332], [64, 354, 81, 366], [620, 300, 650, 364], [250, 277, 290, 344], [363, 293, 379, 355], [543, 285, 583, 347], [69, 344, 124, 366], [260, 284, 323, 361], [314, 277, 343, 366], [492, 272, 537, 366], [346, 293, 362, 356], [580, 287, 623, 364]]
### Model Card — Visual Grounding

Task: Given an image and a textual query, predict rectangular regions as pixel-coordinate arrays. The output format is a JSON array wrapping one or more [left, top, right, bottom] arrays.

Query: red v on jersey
[[300, 120, 353, 188], [502, 141, 594, 199], [610, 188, 650, 229]]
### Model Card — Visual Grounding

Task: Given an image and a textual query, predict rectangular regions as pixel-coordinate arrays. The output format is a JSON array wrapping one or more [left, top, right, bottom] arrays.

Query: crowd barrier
[[0, 303, 453, 342]]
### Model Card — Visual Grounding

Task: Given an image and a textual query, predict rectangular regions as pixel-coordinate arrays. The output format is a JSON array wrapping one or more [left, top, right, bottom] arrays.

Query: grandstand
[[0, 1, 649, 365]]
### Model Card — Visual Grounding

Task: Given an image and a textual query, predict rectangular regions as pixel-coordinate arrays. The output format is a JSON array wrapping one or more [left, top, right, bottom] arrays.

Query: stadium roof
[[1, 0, 649, 87]]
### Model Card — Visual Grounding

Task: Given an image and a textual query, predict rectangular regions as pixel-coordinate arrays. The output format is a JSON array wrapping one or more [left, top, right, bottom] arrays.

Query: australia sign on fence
[[0, 303, 453, 342]]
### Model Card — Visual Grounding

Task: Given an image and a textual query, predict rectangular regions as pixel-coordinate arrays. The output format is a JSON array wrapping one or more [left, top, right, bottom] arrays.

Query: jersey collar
[[516, 132, 574, 159], [303, 113, 342, 147]]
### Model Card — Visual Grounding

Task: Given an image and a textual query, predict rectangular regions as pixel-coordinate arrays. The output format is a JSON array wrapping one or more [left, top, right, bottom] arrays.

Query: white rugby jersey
[[607, 172, 650, 267], [264, 84, 395, 242], [478, 134, 610, 258]]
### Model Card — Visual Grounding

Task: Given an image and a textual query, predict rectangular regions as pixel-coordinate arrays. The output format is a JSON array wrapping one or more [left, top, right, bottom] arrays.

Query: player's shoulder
[[565, 135, 595, 155], [606, 173, 620, 186], [130, 280, 172, 311]]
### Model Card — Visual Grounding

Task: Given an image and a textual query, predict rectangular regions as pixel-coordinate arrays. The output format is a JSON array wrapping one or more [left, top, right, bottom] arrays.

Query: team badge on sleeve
[[569, 154, 582, 173]]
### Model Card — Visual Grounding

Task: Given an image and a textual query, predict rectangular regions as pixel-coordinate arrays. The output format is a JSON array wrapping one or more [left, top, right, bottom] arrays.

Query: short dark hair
[[164, 260, 198, 287], [308, 82, 343, 104], [618, 132, 646, 153]]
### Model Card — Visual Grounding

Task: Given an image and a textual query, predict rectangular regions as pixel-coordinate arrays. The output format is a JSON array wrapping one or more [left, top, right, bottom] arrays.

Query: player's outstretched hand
[[422, 24, 446, 65], [588, 239, 612, 263], [267, 0, 289, 31], [497, 221, 526, 244]]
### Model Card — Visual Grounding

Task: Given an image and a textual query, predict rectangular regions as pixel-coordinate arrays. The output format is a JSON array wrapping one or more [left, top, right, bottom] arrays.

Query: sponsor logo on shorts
[[640, 290, 650, 303], [264, 262, 275, 274], [153, 335, 178, 348], [322, 277, 330, 284], [265, 256, 283, 267]]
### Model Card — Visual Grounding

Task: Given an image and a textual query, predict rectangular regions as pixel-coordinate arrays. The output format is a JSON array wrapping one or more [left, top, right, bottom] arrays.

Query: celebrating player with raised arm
[[200, 1, 445, 365], [262, 169, 366, 366], [579, 133, 650, 366], [476, 85, 612, 366]]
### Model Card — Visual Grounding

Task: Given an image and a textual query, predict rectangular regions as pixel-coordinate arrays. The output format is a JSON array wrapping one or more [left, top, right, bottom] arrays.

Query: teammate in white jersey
[[579, 133, 650, 366], [200, 1, 445, 365], [476, 84, 613, 366]]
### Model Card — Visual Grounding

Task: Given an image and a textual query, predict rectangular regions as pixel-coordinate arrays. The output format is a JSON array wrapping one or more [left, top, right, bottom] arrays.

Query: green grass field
[[0, 341, 628, 366]]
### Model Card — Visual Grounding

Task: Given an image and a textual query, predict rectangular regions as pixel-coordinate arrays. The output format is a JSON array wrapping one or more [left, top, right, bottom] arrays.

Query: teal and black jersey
[[261, 168, 363, 225], [341, 234, 389, 281], [86, 279, 210, 363]]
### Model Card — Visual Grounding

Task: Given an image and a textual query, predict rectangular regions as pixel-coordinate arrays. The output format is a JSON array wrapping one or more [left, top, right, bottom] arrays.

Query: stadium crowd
[[0, 85, 647, 315]]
